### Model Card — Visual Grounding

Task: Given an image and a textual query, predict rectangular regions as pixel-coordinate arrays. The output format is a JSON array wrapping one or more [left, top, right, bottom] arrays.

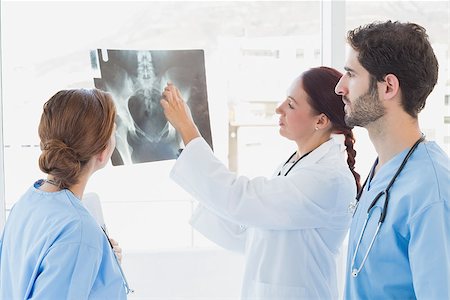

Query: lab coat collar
[[292, 137, 343, 169]]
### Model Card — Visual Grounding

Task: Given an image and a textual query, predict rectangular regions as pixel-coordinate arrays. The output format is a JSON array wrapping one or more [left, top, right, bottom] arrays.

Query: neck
[[44, 167, 93, 200], [296, 133, 330, 158], [42, 158, 99, 200], [68, 176, 89, 200], [366, 112, 422, 169]]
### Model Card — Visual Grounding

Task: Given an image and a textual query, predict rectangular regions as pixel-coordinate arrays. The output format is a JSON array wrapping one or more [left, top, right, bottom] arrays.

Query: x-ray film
[[91, 49, 212, 165]]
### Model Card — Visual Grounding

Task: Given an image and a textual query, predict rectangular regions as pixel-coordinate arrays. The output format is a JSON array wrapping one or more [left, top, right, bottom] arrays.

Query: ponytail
[[342, 129, 361, 193], [300, 66, 361, 193]]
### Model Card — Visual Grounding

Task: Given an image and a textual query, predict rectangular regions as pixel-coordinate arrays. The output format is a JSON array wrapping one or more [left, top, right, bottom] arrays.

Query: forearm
[[178, 122, 201, 146]]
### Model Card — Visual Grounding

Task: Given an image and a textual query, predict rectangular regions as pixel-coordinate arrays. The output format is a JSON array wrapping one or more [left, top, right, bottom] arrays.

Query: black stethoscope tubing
[[354, 134, 425, 222], [350, 134, 425, 277], [277, 151, 312, 176]]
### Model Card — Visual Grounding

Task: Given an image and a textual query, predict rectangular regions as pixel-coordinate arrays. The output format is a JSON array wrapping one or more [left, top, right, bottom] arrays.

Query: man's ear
[[381, 74, 400, 101]]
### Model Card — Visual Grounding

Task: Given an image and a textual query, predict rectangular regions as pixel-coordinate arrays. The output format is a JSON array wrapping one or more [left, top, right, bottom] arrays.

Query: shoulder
[[288, 143, 356, 203], [316, 140, 355, 182], [28, 190, 104, 250], [409, 142, 449, 196], [59, 195, 105, 250], [393, 142, 450, 218], [289, 138, 354, 184], [421, 142, 450, 173]]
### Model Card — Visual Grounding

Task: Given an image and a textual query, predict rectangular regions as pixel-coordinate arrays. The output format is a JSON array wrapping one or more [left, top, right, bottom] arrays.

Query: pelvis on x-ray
[[92, 49, 212, 165]]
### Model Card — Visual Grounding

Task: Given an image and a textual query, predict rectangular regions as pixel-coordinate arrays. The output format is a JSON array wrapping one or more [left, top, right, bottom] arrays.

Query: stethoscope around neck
[[349, 134, 425, 278], [277, 150, 312, 176]]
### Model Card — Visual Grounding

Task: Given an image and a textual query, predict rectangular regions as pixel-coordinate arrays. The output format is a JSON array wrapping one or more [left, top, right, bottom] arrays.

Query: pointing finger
[[162, 90, 173, 103]]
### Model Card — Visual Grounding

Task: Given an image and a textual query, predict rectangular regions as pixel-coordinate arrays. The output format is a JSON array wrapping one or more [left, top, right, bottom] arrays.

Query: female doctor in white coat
[[161, 66, 361, 300]]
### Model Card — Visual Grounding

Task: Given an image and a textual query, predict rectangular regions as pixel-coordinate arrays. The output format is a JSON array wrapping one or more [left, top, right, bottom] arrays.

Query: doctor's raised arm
[[160, 67, 361, 300]]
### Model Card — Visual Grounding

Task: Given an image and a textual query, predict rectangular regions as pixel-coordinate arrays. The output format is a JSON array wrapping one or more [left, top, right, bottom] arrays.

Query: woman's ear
[[315, 113, 331, 130], [97, 146, 109, 165], [94, 143, 113, 171]]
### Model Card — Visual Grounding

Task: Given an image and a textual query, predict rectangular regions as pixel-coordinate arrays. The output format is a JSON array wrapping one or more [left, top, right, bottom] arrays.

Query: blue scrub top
[[0, 181, 127, 299], [345, 141, 450, 299]]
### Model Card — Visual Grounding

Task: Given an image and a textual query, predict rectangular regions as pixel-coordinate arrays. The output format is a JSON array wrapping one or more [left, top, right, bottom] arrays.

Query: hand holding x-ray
[[161, 83, 201, 145]]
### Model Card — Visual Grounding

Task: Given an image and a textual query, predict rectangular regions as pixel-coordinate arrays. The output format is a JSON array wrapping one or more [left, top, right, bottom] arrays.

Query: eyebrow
[[287, 96, 297, 103], [344, 66, 357, 73]]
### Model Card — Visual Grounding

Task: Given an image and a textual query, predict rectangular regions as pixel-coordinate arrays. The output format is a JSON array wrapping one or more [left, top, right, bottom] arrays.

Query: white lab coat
[[171, 137, 356, 300]]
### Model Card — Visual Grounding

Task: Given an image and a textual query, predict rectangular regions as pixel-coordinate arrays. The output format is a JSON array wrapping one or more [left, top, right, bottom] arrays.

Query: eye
[[346, 71, 354, 78], [288, 101, 294, 109]]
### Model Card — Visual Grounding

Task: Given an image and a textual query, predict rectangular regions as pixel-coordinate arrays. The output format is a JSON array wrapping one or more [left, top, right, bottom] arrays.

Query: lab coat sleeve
[[29, 242, 102, 299], [190, 204, 247, 254], [171, 137, 351, 230], [409, 201, 450, 299]]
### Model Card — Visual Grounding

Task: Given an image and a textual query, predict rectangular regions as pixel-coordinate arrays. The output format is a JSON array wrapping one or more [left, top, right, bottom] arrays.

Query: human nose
[[335, 75, 347, 96], [275, 101, 284, 115]]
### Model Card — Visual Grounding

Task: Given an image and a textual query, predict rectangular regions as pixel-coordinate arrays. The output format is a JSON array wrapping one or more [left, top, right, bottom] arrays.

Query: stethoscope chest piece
[[348, 200, 358, 214]]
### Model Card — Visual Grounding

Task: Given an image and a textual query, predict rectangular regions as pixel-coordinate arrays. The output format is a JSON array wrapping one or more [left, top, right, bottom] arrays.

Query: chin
[[279, 131, 294, 141]]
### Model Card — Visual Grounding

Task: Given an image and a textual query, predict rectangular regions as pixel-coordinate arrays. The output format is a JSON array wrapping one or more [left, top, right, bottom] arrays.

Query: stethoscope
[[349, 134, 425, 278], [101, 226, 135, 294], [277, 151, 312, 176]]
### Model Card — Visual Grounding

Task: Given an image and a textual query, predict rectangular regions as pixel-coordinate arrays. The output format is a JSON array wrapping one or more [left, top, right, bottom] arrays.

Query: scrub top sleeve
[[190, 204, 247, 253], [409, 201, 450, 299], [171, 137, 351, 230], [29, 243, 102, 299]]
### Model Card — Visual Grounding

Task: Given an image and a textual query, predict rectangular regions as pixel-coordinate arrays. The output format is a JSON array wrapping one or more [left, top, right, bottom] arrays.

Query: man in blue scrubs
[[335, 21, 450, 298]]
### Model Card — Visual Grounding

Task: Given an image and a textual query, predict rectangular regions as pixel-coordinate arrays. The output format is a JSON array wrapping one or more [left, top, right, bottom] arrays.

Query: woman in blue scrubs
[[0, 89, 127, 299]]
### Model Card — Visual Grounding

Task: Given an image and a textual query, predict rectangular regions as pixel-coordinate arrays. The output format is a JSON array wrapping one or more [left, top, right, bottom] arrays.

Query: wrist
[[180, 123, 201, 145]]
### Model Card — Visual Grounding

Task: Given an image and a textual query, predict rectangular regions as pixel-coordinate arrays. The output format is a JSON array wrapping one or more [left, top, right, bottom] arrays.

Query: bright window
[[1, 0, 321, 251]]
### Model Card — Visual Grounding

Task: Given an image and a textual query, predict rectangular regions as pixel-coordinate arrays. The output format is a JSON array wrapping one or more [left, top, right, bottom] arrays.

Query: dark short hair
[[347, 20, 438, 118]]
